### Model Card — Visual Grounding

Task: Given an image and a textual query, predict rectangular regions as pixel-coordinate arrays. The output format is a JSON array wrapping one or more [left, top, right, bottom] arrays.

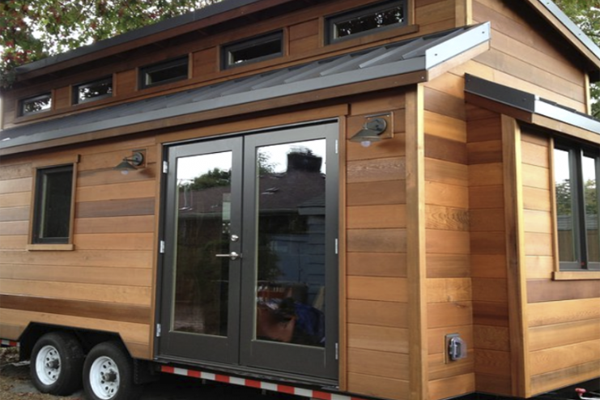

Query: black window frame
[[221, 31, 284, 70], [19, 93, 52, 116], [32, 164, 75, 245], [325, 0, 407, 44], [554, 140, 600, 271], [73, 76, 113, 105], [139, 56, 189, 89]]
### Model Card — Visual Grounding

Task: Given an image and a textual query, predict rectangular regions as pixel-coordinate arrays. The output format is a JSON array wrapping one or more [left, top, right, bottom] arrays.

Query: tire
[[83, 341, 141, 400], [30, 331, 84, 396]]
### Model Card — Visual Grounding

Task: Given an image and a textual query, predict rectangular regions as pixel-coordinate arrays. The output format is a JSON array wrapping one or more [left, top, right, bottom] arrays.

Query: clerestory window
[[326, 0, 407, 44]]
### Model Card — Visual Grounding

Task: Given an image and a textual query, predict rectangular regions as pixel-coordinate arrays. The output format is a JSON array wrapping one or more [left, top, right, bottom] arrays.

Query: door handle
[[215, 251, 241, 260]]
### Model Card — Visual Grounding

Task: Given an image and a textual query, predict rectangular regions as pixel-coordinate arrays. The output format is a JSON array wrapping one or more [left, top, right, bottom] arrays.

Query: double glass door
[[158, 123, 338, 380]]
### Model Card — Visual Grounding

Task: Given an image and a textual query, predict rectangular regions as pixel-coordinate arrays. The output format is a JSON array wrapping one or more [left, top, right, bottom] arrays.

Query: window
[[139, 57, 188, 89], [74, 77, 113, 104], [326, 0, 406, 44], [222, 32, 283, 69], [32, 165, 74, 244], [20, 93, 52, 116], [554, 142, 599, 271]]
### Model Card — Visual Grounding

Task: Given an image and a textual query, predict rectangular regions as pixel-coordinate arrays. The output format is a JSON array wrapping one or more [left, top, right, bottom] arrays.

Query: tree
[[0, 0, 221, 87], [554, 0, 600, 118]]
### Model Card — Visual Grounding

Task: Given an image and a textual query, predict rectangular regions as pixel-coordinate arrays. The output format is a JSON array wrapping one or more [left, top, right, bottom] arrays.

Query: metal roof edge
[[464, 74, 537, 113], [424, 22, 490, 69], [14, 0, 263, 75], [533, 0, 600, 65], [535, 99, 600, 134], [465, 73, 600, 136]]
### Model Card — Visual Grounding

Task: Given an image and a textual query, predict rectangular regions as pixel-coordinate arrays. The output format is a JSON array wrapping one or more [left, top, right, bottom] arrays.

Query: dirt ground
[[0, 346, 77, 400], [0, 346, 296, 400]]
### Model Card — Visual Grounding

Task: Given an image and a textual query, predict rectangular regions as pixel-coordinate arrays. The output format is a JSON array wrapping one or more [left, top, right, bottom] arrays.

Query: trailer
[[0, 1, 599, 399]]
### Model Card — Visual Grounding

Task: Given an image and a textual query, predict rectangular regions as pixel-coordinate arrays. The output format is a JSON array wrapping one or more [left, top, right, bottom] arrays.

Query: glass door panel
[[255, 140, 327, 347], [240, 124, 338, 380], [173, 152, 233, 336], [159, 137, 242, 365]]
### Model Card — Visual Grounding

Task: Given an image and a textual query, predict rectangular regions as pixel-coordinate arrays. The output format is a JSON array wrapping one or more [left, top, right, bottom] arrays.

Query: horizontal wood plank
[[528, 298, 600, 327], [348, 299, 408, 328], [347, 276, 408, 302], [347, 323, 409, 353], [347, 372, 409, 400], [347, 228, 406, 253], [347, 252, 407, 277], [346, 180, 406, 206], [348, 348, 409, 380], [76, 198, 155, 218]]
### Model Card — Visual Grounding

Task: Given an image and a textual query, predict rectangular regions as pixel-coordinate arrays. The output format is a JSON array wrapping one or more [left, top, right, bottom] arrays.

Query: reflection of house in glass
[[174, 150, 327, 346]]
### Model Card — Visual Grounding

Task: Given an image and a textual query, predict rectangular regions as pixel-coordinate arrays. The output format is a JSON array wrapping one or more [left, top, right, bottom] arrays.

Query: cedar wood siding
[[0, 0, 599, 400], [520, 130, 600, 396], [0, 135, 158, 359]]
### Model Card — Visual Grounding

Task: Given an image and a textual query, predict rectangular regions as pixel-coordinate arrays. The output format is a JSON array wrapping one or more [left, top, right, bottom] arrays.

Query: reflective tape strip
[[160, 365, 368, 400], [0, 339, 18, 347]]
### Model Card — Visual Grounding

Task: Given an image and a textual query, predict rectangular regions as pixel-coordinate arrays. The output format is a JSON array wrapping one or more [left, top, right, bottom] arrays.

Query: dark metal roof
[[12, 0, 600, 77], [0, 24, 491, 151], [464, 74, 600, 135], [14, 0, 264, 75]]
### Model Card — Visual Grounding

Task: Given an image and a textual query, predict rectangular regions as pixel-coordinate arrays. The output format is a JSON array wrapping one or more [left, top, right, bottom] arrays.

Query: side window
[[32, 165, 75, 244], [325, 0, 406, 44], [139, 57, 189, 89], [554, 144, 599, 271]]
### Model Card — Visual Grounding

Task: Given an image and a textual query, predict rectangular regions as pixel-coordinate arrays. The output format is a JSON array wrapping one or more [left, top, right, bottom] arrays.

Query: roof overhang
[[465, 74, 600, 144], [526, 0, 600, 80], [12, 0, 295, 80], [0, 24, 491, 156]]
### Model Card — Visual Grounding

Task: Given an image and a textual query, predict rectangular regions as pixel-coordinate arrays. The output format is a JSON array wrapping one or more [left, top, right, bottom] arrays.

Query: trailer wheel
[[30, 331, 84, 396], [83, 341, 141, 400]]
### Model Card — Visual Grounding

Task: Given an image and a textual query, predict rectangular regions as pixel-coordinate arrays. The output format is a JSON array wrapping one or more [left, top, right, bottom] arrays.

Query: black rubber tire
[[30, 331, 84, 396], [83, 341, 142, 400]]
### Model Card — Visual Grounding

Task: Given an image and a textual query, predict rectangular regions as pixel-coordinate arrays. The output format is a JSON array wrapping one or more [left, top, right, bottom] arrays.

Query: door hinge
[[156, 324, 161, 338], [162, 161, 168, 174], [335, 343, 339, 360], [335, 140, 339, 154], [159, 240, 165, 254]]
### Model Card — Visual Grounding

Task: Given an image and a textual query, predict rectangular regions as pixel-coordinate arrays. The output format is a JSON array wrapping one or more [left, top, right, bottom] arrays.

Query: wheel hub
[[90, 356, 120, 400], [36, 345, 61, 385]]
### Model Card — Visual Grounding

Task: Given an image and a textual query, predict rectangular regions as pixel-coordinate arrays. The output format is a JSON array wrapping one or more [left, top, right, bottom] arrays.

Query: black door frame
[[156, 121, 339, 382]]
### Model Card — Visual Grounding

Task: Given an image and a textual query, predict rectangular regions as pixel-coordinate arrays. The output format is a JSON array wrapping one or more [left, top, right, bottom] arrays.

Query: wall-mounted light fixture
[[350, 113, 393, 148], [114, 150, 145, 175]]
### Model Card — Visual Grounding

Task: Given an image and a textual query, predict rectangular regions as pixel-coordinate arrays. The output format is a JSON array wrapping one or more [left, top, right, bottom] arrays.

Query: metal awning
[[0, 23, 490, 152], [465, 74, 600, 136]]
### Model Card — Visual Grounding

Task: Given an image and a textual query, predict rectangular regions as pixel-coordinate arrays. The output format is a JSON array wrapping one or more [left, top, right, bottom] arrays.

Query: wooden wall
[[471, 0, 588, 113], [519, 129, 600, 396], [423, 74, 474, 400], [0, 136, 158, 359], [2, 0, 461, 131], [345, 92, 410, 400]]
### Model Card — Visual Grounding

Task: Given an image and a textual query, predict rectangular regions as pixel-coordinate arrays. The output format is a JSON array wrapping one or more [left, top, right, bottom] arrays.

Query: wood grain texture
[[347, 323, 409, 354], [347, 252, 407, 277], [347, 276, 408, 302], [348, 299, 408, 328], [0, 294, 150, 324]]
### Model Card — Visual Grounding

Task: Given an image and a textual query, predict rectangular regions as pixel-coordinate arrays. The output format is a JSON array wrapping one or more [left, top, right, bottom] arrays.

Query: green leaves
[[0, 0, 221, 87]]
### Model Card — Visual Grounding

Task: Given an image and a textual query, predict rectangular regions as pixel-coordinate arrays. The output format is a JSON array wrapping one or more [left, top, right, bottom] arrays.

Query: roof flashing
[[465, 74, 600, 136]]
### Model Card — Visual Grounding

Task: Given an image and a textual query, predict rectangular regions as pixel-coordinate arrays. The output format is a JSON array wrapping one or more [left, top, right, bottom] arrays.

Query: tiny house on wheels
[[1, 1, 599, 399]]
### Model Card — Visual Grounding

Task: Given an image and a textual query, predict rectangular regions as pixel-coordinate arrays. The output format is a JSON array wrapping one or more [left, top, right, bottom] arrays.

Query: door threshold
[[155, 354, 338, 389]]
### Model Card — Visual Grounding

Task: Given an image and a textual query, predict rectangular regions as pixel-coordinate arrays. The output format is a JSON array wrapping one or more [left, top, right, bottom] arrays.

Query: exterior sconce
[[350, 113, 393, 148], [115, 150, 145, 175]]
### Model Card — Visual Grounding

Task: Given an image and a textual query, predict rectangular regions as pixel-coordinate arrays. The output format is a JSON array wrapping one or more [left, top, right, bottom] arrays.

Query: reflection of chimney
[[287, 152, 322, 172]]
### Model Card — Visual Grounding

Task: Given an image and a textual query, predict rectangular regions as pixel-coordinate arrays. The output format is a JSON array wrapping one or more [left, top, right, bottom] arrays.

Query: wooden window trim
[[553, 271, 600, 280]]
